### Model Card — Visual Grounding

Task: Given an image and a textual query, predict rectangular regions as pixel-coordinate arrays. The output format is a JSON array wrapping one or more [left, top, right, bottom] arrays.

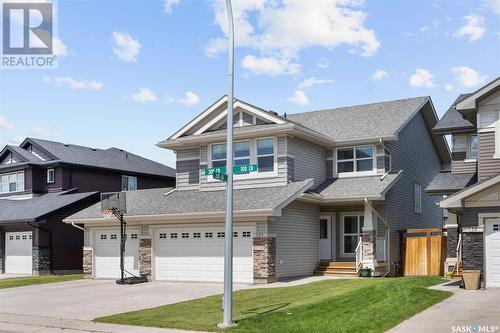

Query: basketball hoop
[[100, 209, 114, 218]]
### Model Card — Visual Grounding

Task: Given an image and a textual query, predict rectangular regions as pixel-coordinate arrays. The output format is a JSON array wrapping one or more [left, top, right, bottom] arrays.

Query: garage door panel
[[95, 230, 139, 279], [486, 220, 500, 288], [155, 226, 254, 283], [5, 232, 33, 275]]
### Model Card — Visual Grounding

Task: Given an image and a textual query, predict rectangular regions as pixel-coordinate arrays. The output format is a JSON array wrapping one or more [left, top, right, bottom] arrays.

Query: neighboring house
[[426, 77, 500, 288], [66, 96, 449, 283], [0, 138, 175, 275]]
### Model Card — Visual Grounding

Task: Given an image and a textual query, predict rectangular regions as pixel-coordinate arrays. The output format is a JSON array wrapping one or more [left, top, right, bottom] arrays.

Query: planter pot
[[360, 268, 372, 277], [462, 270, 481, 290]]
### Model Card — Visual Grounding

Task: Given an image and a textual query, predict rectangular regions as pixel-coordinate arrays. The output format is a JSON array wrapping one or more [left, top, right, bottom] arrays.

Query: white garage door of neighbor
[[155, 226, 255, 283], [486, 219, 500, 288], [5, 231, 33, 274], [94, 229, 139, 279]]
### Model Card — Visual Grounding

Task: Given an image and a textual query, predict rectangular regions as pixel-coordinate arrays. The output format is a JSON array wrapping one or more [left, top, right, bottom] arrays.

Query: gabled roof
[[65, 179, 314, 222], [440, 174, 500, 209], [0, 138, 175, 178], [425, 171, 477, 195], [0, 190, 99, 223], [433, 94, 476, 134], [455, 77, 500, 112]]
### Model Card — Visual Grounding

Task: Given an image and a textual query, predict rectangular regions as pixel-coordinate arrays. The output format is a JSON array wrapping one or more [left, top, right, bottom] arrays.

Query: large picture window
[[0, 171, 25, 193], [337, 146, 374, 174]]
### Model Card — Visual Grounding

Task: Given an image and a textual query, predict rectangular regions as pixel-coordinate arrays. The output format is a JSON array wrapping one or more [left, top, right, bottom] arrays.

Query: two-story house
[[0, 138, 175, 276], [426, 77, 500, 288], [66, 96, 449, 283]]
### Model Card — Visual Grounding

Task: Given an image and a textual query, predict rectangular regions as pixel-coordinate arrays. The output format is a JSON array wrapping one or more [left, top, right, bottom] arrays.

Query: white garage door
[[154, 226, 254, 283], [94, 229, 139, 279], [486, 219, 500, 288], [5, 231, 33, 274]]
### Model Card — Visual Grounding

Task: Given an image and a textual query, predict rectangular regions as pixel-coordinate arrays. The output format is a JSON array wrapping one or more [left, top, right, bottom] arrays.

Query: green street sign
[[212, 172, 228, 182], [204, 166, 227, 176], [233, 164, 258, 174]]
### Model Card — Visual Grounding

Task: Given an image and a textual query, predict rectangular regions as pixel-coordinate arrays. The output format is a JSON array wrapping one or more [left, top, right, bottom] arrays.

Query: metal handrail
[[355, 236, 363, 272]]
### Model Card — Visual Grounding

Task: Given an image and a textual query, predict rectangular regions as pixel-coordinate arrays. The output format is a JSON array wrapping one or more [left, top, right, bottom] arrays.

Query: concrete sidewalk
[[387, 281, 500, 333]]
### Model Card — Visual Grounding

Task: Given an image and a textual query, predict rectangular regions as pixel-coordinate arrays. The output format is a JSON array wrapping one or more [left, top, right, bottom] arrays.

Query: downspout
[[379, 138, 392, 180], [26, 221, 53, 274], [70, 222, 84, 231], [364, 198, 391, 275]]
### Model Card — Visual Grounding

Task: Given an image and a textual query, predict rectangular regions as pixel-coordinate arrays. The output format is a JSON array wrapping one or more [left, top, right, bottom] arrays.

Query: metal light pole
[[218, 0, 236, 329]]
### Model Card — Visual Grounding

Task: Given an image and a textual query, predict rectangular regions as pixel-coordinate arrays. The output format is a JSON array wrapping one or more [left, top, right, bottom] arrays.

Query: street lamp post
[[218, 0, 236, 329]]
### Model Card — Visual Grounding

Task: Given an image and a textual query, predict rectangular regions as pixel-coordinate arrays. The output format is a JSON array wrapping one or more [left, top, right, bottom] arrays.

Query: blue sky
[[1, 0, 499, 168]]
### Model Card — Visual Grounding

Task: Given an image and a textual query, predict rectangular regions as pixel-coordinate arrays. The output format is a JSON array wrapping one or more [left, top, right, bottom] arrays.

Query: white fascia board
[[440, 174, 500, 208], [456, 78, 500, 111], [273, 179, 314, 216]]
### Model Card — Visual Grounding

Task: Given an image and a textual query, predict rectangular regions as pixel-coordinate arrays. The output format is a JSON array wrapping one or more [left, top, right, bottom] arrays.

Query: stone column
[[139, 238, 152, 280], [83, 248, 93, 278], [362, 230, 376, 270], [253, 237, 276, 283], [462, 231, 484, 286], [32, 247, 51, 275], [446, 225, 459, 258]]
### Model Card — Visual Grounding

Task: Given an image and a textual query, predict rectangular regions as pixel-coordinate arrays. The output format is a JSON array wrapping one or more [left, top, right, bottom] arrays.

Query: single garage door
[[5, 231, 33, 274], [94, 229, 139, 278], [486, 219, 500, 288], [155, 225, 254, 283]]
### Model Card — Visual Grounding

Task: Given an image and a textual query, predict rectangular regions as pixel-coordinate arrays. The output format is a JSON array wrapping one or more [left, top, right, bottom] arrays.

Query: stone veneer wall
[[362, 230, 376, 270], [83, 249, 93, 278], [32, 247, 51, 275], [253, 237, 276, 283], [446, 226, 459, 258], [139, 238, 152, 279], [462, 232, 484, 283]]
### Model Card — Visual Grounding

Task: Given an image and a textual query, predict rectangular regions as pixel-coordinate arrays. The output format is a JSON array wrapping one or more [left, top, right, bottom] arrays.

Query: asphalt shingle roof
[[67, 179, 313, 220], [0, 190, 98, 223], [310, 172, 402, 199], [286, 97, 429, 142], [433, 94, 475, 133], [425, 171, 477, 194], [7, 145, 42, 163]]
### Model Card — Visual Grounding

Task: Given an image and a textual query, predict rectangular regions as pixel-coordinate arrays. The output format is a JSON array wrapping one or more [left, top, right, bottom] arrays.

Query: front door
[[319, 216, 331, 260]]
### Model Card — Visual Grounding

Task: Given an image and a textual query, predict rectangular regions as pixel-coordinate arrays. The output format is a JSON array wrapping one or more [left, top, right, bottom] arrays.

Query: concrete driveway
[[388, 282, 500, 333]]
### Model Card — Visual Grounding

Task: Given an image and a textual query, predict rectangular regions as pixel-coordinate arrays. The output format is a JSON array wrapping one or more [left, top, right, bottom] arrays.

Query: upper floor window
[[121, 175, 137, 191], [337, 146, 374, 174], [211, 144, 227, 167], [234, 141, 250, 166], [414, 182, 422, 214], [257, 138, 274, 172], [210, 138, 275, 173], [468, 135, 478, 159], [47, 169, 55, 183], [0, 171, 25, 193]]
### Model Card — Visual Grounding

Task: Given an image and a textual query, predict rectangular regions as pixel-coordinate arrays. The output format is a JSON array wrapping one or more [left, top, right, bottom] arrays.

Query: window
[[320, 219, 328, 239], [205, 232, 213, 238], [342, 215, 364, 255], [22, 235, 27, 240], [234, 141, 250, 166], [47, 169, 55, 184], [233, 232, 238, 238], [414, 182, 422, 214], [337, 146, 374, 174], [100, 234, 107, 240], [493, 224, 499, 231], [193, 232, 201, 238], [9, 236, 13, 240], [110, 234, 117, 240], [182, 232, 189, 238], [211, 144, 227, 168], [16, 235, 20, 240], [0, 171, 25, 193], [170, 233, 178, 239], [468, 135, 478, 159], [121, 175, 137, 191], [130, 234, 138, 239], [159, 233, 167, 239], [217, 232, 225, 238], [257, 138, 274, 172], [242, 231, 251, 238]]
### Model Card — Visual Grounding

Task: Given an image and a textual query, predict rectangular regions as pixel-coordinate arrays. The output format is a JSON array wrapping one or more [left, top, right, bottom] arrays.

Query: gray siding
[[288, 137, 326, 187], [176, 148, 200, 191], [452, 159, 478, 174], [463, 206, 500, 227], [269, 201, 320, 278], [385, 111, 442, 230], [478, 131, 500, 181]]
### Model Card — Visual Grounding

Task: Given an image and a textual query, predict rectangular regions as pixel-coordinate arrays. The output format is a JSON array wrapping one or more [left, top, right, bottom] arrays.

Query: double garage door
[[5, 231, 33, 274]]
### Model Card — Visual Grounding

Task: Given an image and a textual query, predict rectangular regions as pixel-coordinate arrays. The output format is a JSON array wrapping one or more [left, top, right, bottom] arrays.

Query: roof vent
[[91, 148, 97, 151], [269, 110, 278, 116], [64, 144, 69, 147]]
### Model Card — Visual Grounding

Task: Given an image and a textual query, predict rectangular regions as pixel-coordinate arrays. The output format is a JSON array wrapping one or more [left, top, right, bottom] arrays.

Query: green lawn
[[96, 277, 451, 333], [0, 274, 83, 289]]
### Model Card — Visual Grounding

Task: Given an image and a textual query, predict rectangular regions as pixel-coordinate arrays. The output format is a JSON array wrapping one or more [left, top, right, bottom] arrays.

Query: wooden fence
[[401, 228, 446, 276]]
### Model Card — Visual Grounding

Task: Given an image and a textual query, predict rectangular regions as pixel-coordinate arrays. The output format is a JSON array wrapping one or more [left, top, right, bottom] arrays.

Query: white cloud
[[43, 76, 103, 90], [112, 31, 142, 62], [444, 84, 454, 91], [486, 0, 500, 14], [298, 77, 334, 89], [451, 66, 487, 88], [241, 55, 300, 76], [131, 88, 157, 103], [30, 126, 50, 137], [409, 69, 435, 88], [206, 0, 380, 75], [53, 38, 68, 57], [317, 58, 329, 69], [372, 69, 388, 81], [454, 15, 486, 41], [287, 90, 310, 105], [0, 116, 14, 130], [177, 91, 200, 106], [164, 0, 180, 14]]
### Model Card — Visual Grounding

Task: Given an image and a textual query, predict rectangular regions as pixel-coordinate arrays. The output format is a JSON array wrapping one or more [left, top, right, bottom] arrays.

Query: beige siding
[[288, 137, 326, 187], [478, 131, 500, 180], [176, 148, 200, 191], [269, 201, 320, 278], [452, 160, 478, 174]]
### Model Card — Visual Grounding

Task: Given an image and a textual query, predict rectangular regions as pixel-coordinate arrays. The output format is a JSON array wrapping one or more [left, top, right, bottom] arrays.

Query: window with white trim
[[193, 232, 201, 238], [414, 182, 422, 214], [217, 232, 225, 238], [234, 141, 250, 166], [0, 171, 25, 193], [468, 135, 478, 159], [211, 144, 227, 167], [205, 232, 213, 238], [182, 232, 189, 238], [47, 168, 55, 184], [110, 234, 117, 240], [130, 234, 138, 239], [121, 175, 137, 191], [337, 146, 374, 174], [342, 215, 364, 255], [170, 233, 178, 239], [159, 233, 167, 239], [257, 138, 274, 172], [242, 231, 251, 238]]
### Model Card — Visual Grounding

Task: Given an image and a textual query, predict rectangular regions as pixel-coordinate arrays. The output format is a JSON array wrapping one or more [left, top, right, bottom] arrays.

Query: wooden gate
[[401, 228, 446, 276]]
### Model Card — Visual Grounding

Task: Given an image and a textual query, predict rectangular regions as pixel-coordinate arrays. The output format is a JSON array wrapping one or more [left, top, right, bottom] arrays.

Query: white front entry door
[[5, 231, 33, 274], [94, 229, 140, 279], [154, 225, 254, 283], [319, 217, 331, 260], [485, 219, 500, 288]]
